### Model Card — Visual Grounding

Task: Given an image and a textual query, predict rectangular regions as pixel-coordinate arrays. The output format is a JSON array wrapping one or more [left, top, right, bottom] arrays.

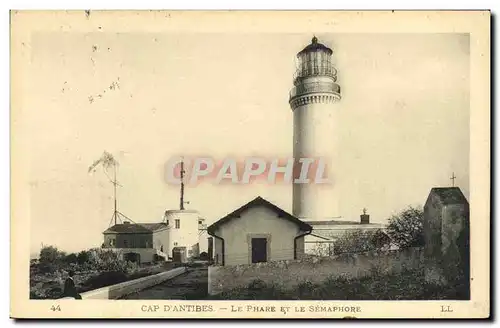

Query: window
[[166, 220, 169, 226], [123, 240, 128, 247], [198, 220, 202, 225], [174, 242, 178, 246], [175, 219, 180, 229]]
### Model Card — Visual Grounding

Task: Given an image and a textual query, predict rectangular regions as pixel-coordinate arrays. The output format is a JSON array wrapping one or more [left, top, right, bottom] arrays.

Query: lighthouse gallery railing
[[289, 81, 341, 100]]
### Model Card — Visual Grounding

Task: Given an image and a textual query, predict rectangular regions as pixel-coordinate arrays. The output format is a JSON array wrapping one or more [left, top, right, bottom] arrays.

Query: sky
[[26, 32, 470, 254]]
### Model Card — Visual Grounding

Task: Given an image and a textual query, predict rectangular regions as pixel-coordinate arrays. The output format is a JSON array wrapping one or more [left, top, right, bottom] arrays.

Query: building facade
[[102, 216, 209, 263], [163, 209, 209, 259], [102, 222, 169, 264], [423, 187, 470, 261], [208, 197, 312, 266]]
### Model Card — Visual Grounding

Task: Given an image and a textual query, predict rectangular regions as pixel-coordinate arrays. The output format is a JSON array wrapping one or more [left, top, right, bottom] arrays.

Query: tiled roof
[[429, 187, 469, 205], [309, 232, 332, 240], [207, 196, 312, 233], [103, 222, 168, 234], [140, 223, 170, 231], [304, 220, 362, 226]]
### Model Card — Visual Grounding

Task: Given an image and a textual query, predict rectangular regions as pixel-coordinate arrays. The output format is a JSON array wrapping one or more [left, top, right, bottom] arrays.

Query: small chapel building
[[423, 187, 470, 266], [207, 196, 312, 266]]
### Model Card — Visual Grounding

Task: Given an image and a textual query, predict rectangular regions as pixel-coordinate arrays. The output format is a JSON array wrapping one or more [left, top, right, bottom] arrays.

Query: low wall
[[209, 248, 423, 295], [62, 267, 186, 300]]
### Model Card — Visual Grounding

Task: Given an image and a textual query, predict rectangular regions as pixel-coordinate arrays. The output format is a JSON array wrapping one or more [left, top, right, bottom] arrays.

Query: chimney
[[123, 221, 130, 225], [360, 208, 370, 224]]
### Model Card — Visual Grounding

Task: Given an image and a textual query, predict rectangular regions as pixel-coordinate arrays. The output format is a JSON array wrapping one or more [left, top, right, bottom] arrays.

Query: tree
[[39, 246, 61, 264], [311, 242, 334, 257], [63, 253, 78, 264], [87, 248, 136, 273], [371, 229, 392, 249], [77, 250, 91, 265], [386, 205, 424, 249], [38, 245, 66, 273], [333, 229, 389, 255]]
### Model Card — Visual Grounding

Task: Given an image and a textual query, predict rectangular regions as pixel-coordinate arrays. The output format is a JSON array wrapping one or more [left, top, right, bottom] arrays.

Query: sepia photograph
[[10, 10, 490, 319]]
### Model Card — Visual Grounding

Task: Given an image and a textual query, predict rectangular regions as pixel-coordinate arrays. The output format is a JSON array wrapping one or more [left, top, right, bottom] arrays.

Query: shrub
[[87, 248, 137, 273], [371, 230, 392, 250], [34, 246, 137, 275], [311, 242, 334, 257], [37, 245, 70, 273], [39, 246, 62, 264], [30, 282, 63, 300], [63, 253, 78, 265], [333, 229, 389, 255], [297, 280, 315, 297], [77, 250, 91, 265], [31, 246, 147, 299], [387, 205, 424, 249], [37, 262, 58, 274], [248, 279, 267, 290]]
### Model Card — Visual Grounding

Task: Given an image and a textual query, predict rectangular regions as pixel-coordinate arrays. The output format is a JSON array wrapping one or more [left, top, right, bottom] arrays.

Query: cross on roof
[[450, 172, 457, 187]]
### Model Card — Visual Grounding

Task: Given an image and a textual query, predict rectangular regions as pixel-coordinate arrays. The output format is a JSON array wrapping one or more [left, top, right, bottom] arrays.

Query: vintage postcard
[[10, 10, 490, 319]]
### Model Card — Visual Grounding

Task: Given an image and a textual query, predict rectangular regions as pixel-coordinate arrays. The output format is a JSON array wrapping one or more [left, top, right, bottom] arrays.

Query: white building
[[208, 196, 312, 266], [102, 211, 209, 263], [304, 216, 387, 256], [163, 209, 209, 259]]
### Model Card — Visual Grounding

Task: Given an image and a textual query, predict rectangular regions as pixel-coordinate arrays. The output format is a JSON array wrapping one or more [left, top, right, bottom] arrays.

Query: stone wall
[[208, 247, 423, 295], [61, 267, 187, 300], [104, 248, 156, 264]]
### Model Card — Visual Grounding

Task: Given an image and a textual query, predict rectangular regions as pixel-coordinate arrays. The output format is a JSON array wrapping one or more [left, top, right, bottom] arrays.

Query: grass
[[207, 268, 470, 300]]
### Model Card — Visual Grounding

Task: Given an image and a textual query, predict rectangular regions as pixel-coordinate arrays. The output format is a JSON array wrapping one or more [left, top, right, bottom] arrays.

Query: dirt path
[[122, 266, 208, 300]]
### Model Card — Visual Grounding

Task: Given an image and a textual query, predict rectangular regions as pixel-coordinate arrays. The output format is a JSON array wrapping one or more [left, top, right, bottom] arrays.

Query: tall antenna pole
[[180, 159, 185, 210], [114, 162, 117, 225], [89, 151, 125, 227]]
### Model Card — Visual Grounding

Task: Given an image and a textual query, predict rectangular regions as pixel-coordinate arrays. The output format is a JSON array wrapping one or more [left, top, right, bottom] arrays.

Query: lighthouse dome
[[297, 36, 333, 57]]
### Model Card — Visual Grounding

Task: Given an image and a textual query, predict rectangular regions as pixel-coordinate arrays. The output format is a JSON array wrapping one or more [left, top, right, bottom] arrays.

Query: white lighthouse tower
[[289, 36, 342, 221]]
